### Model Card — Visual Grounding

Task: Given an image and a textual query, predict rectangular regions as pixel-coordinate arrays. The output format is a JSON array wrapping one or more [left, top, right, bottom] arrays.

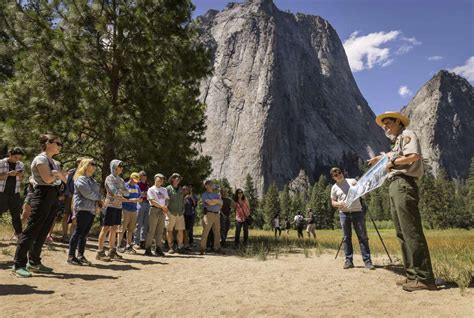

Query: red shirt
[[137, 182, 149, 200]]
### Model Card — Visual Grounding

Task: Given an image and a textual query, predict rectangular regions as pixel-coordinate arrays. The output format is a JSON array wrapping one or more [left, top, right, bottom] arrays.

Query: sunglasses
[[332, 171, 342, 176]]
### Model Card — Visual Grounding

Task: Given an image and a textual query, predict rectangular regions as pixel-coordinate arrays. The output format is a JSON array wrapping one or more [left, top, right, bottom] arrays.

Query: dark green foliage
[[0, 1, 212, 184], [243, 174, 264, 229], [262, 183, 280, 225]]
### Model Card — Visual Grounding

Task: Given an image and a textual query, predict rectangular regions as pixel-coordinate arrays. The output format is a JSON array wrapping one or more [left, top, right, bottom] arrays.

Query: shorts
[[102, 207, 122, 226], [306, 223, 316, 232], [167, 213, 185, 231], [121, 209, 138, 234], [64, 196, 73, 215]]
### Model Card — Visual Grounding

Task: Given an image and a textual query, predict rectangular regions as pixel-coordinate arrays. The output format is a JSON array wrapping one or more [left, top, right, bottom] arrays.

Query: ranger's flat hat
[[375, 111, 410, 128]]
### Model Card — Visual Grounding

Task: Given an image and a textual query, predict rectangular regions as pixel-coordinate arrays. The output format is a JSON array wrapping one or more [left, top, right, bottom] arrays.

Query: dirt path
[[0, 239, 472, 317]]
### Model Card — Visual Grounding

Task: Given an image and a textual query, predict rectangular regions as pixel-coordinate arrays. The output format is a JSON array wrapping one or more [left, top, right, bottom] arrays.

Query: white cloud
[[343, 31, 420, 72], [398, 85, 412, 98], [401, 37, 422, 45], [449, 56, 474, 82], [428, 56, 443, 61]]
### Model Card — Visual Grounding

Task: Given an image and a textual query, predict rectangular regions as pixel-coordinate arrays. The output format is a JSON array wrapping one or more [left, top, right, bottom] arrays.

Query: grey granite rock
[[402, 70, 474, 179], [196, 0, 387, 193]]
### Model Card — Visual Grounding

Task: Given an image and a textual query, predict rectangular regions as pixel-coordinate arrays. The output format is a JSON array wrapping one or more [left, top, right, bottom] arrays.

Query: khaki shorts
[[306, 223, 316, 232], [121, 209, 138, 234], [167, 213, 185, 231]]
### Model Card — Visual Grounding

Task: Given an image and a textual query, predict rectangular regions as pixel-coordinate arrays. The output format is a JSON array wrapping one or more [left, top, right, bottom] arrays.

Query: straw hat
[[375, 111, 410, 128]]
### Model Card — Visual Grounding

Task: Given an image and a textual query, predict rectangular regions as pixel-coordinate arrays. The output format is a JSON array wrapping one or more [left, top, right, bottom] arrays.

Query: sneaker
[[168, 248, 176, 255], [144, 248, 153, 256], [343, 261, 354, 269], [108, 248, 123, 260], [117, 247, 126, 253], [199, 249, 205, 255], [67, 256, 82, 266], [96, 250, 111, 262], [14, 267, 32, 278], [139, 241, 146, 249], [402, 280, 438, 292], [27, 263, 53, 273], [365, 261, 375, 270], [154, 247, 165, 257], [78, 255, 92, 266], [126, 246, 137, 254], [177, 246, 187, 254], [396, 277, 414, 286]]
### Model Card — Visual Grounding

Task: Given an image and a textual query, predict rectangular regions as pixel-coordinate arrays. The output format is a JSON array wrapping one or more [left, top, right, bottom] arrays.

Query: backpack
[[295, 215, 304, 227]]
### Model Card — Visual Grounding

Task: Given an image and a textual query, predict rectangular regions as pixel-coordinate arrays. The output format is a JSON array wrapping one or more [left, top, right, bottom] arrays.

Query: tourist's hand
[[367, 155, 381, 166], [385, 161, 395, 172]]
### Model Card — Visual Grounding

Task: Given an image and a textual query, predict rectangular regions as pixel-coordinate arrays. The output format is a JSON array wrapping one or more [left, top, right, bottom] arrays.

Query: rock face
[[196, 0, 388, 193], [402, 71, 474, 179]]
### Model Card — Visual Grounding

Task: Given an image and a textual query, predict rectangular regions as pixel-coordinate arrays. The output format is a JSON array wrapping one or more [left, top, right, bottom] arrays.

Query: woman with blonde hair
[[67, 158, 102, 265]]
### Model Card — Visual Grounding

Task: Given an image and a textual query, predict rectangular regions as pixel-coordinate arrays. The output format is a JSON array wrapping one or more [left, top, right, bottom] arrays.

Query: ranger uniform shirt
[[388, 129, 423, 179]]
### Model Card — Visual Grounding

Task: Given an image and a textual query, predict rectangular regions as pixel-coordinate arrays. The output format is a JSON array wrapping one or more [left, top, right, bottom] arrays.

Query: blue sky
[[192, 0, 473, 115]]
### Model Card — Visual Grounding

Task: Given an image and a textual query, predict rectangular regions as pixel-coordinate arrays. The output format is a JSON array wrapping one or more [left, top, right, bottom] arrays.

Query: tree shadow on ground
[[92, 263, 140, 271], [35, 271, 118, 281], [0, 284, 54, 296], [0, 261, 14, 270], [109, 258, 168, 265]]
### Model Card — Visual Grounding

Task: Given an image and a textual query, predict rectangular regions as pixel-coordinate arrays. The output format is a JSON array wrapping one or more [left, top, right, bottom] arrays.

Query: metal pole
[[367, 212, 393, 263], [334, 237, 344, 259]]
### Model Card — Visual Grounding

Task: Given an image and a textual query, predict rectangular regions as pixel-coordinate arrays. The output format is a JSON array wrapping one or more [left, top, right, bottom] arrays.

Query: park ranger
[[368, 111, 437, 292]]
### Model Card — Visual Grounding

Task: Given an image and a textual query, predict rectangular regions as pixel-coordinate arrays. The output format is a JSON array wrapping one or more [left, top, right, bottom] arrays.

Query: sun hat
[[154, 173, 166, 180], [375, 111, 410, 128], [168, 173, 182, 183]]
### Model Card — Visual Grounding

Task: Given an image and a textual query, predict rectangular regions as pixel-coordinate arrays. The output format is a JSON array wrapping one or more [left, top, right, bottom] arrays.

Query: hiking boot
[[139, 241, 146, 249], [144, 248, 153, 256], [402, 280, 438, 292], [154, 247, 165, 257], [396, 277, 414, 286], [199, 249, 205, 255], [96, 250, 111, 262], [365, 261, 375, 270], [108, 248, 123, 260], [14, 267, 32, 278], [67, 256, 83, 266], [343, 261, 354, 269], [177, 246, 187, 254], [117, 247, 126, 253], [27, 262, 53, 273], [78, 256, 92, 266]]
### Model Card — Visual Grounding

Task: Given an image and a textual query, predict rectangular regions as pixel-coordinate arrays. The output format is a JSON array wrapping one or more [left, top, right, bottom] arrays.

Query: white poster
[[344, 154, 389, 207]]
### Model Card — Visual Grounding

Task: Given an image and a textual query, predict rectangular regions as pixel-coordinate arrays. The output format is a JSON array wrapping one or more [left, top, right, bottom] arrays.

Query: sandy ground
[[0, 238, 472, 318]]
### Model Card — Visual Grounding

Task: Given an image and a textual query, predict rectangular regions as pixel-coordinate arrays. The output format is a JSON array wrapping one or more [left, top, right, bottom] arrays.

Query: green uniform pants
[[145, 207, 165, 249], [389, 176, 435, 283]]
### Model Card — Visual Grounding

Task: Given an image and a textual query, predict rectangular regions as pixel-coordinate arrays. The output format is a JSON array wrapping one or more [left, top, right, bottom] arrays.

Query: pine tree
[[467, 157, 474, 223], [262, 183, 280, 226], [243, 174, 263, 228], [279, 185, 290, 219], [1, 1, 212, 184]]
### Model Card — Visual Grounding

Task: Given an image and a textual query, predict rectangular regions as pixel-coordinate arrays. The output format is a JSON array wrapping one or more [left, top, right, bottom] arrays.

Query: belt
[[388, 174, 415, 183]]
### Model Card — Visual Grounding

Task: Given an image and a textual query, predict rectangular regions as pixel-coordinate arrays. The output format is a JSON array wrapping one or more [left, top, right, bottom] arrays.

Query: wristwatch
[[390, 157, 397, 167]]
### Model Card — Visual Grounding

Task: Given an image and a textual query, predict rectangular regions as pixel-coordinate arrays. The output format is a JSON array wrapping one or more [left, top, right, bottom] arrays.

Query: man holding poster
[[368, 111, 436, 292]]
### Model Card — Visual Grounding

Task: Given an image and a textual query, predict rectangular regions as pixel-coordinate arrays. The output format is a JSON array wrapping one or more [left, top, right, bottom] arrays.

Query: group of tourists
[[1, 110, 437, 291], [1, 134, 252, 278]]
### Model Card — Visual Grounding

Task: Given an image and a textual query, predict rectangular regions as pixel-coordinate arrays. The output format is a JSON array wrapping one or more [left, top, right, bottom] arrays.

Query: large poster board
[[344, 154, 389, 207]]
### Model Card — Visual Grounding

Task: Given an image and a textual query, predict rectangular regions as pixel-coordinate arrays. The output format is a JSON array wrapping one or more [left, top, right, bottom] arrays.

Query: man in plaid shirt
[[0, 147, 25, 236]]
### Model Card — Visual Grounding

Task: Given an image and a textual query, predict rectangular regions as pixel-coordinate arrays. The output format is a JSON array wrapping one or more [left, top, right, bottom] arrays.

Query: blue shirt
[[122, 182, 141, 212], [202, 191, 221, 213]]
